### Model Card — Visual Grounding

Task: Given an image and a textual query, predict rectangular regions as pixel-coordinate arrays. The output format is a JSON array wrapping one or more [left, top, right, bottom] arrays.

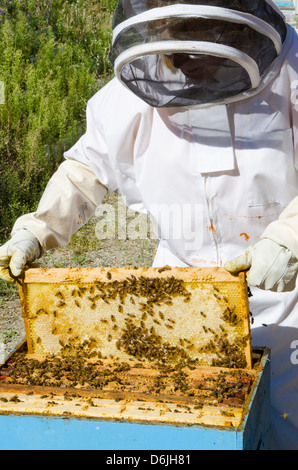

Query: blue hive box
[[0, 343, 270, 450]]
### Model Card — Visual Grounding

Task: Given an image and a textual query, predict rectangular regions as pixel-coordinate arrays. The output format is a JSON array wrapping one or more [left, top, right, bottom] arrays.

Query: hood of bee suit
[[110, 0, 288, 108]]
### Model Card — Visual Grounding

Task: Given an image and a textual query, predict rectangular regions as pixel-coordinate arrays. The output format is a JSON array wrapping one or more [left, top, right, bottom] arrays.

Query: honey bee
[[221, 410, 234, 417], [36, 308, 48, 315], [107, 272, 112, 280], [55, 291, 64, 300], [75, 300, 81, 308]]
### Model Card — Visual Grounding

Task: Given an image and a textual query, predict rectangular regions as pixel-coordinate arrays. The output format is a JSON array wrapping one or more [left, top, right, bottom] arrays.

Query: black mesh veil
[[110, 1, 287, 107]]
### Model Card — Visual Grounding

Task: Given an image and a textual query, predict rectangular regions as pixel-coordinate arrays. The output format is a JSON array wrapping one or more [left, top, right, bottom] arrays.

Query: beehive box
[[0, 342, 270, 450], [0, 267, 271, 449]]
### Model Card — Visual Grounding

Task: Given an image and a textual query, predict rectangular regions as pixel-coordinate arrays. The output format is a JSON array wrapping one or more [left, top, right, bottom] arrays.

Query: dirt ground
[[0, 197, 158, 357]]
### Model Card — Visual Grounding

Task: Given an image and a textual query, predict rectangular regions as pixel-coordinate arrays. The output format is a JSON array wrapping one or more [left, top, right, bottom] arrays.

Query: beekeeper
[[0, 0, 298, 449]]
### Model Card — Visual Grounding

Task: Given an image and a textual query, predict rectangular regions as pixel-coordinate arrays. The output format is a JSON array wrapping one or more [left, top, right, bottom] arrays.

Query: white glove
[[0, 229, 41, 282], [224, 238, 298, 292]]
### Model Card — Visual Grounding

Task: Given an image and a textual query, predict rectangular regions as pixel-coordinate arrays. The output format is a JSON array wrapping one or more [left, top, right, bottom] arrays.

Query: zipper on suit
[[204, 175, 220, 265]]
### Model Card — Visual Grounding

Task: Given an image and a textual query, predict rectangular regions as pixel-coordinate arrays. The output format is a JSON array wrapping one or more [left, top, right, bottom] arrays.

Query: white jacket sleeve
[[12, 159, 108, 251], [260, 195, 298, 259]]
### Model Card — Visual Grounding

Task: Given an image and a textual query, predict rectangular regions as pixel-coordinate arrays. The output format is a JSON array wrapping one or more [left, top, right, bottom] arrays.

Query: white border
[[112, 4, 282, 54], [114, 40, 261, 89]]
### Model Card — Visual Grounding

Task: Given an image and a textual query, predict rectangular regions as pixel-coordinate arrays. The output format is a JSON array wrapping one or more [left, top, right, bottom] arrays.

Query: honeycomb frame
[[18, 267, 252, 369]]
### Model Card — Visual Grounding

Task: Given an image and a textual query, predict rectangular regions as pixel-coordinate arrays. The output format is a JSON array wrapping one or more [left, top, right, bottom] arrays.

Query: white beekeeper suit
[[1, 0, 298, 449]]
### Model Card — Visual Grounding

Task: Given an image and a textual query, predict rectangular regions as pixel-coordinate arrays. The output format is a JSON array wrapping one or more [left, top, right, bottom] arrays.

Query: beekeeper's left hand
[[224, 238, 298, 292]]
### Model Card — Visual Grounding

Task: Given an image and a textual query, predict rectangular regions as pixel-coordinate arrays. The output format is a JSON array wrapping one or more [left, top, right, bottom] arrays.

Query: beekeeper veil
[[110, 0, 287, 108]]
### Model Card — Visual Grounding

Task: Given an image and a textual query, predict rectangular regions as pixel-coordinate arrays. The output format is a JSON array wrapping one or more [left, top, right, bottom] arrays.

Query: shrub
[[0, 0, 118, 242]]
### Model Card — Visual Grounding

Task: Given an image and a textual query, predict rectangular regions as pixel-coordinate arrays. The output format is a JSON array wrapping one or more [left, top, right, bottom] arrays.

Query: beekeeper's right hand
[[0, 229, 41, 282]]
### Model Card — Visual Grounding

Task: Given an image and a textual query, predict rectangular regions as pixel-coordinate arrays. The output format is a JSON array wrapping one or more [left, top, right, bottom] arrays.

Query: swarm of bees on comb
[[0, 267, 254, 416]]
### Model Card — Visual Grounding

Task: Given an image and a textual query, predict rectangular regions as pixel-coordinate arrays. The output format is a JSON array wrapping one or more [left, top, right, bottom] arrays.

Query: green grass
[[2, 328, 18, 343], [0, 0, 118, 242], [0, 279, 18, 301]]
